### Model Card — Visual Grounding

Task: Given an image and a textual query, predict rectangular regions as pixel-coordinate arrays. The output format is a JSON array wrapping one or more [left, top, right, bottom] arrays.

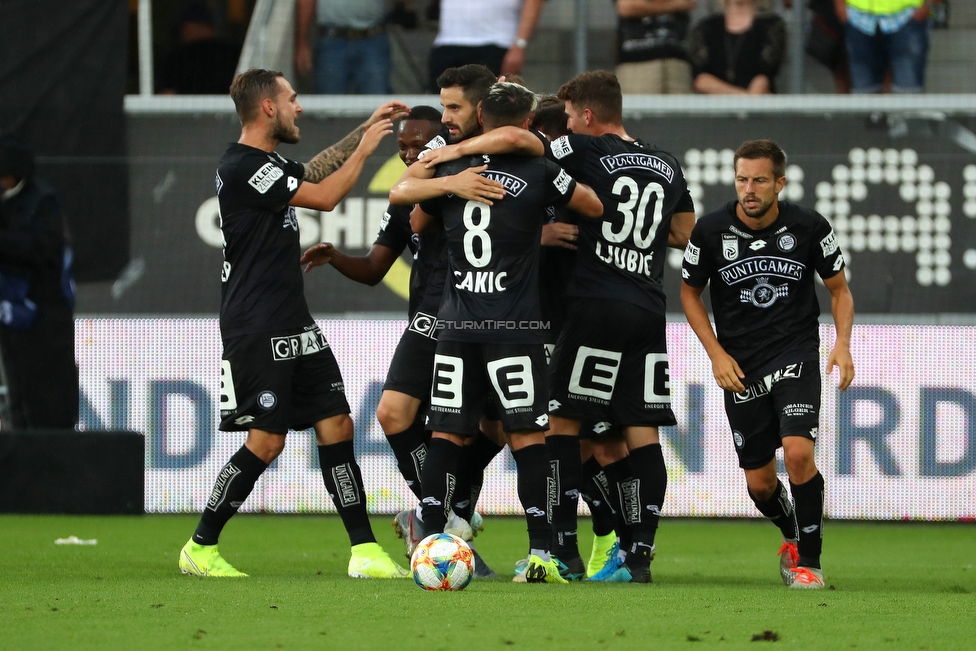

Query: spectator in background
[[835, 0, 931, 94], [158, 2, 239, 95], [295, 0, 417, 95], [427, 0, 546, 92], [0, 136, 78, 429], [614, 0, 697, 94], [688, 0, 786, 94], [806, 0, 851, 93]]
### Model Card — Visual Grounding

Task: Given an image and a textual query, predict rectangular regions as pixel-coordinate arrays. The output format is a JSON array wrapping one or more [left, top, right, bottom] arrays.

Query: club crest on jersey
[[248, 162, 284, 194], [739, 277, 789, 308], [599, 153, 674, 183], [722, 233, 739, 260], [481, 170, 527, 197], [777, 233, 796, 252]]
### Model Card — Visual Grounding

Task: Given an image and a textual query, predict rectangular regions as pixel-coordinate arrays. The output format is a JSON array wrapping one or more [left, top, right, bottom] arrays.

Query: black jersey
[[420, 153, 577, 344], [538, 204, 578, 335], [544, 132, 694, 315], [682, 200, 846, 384], [373, 202, 448, 319], [216, 143, 308, 339]]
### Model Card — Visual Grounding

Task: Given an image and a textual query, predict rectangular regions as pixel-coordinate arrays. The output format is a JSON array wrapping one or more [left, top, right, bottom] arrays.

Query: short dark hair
[[436, 64, 497, 105], [557, 70, 622, 126], [530, 95, 570, 140], [403, 105, 442, 124], [734, 139, 787, 178], [481, 82, 537, 130], [230, 68, 283, 125]]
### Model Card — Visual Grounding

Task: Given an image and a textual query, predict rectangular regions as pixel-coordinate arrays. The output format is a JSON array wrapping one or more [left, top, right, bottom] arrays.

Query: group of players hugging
[[178, 62, 854, 591]]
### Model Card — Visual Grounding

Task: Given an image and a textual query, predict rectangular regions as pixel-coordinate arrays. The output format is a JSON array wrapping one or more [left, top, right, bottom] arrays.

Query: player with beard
[[681, 139, 854, 589], [418, 70, 695, 583], [179, 68, 409, 579], [406, 81, 603, 583]]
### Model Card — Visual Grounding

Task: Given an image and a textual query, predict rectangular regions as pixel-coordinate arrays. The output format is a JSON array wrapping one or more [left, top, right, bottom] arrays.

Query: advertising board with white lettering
[[77, 319, 976, 520]]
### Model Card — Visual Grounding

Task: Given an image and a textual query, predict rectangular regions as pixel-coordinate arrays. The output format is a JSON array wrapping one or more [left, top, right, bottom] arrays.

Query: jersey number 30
[[603, 177, 665, 249]]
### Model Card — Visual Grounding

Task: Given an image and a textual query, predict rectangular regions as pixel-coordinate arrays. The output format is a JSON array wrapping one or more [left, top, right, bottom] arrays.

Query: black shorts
[[545, 343, 621, 440], [548, 298, 677, 428], [724, 361, 821, 470], [219, 324, 350, 434], [427, 340, 549, 436], [382, 310, 439, 401]]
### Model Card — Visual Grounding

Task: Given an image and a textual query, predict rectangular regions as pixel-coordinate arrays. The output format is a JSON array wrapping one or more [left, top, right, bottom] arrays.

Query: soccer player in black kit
[[178, 68, 410, 578], [680, 139, 854, 589], [409, 82, 603, 583], [420, 71, 696, 583]]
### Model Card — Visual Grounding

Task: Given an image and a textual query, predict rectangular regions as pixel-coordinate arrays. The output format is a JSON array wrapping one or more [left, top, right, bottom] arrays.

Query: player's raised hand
[[301, 242, 336, 273], [447, 165, 506, 205], [357, 119, 394, 157], [420, 144, 462, 169], [826, 344, 855, 391], [542, 222, 578, 250], [711, 351, 746, 393], [367, 101, 410, 126]]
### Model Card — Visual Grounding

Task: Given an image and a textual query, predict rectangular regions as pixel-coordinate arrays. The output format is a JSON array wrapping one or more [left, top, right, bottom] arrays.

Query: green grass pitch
[[1, 515, 973, 650]]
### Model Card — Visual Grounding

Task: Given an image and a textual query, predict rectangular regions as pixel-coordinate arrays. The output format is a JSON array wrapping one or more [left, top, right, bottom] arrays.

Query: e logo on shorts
[[258, 391, 277, 410]]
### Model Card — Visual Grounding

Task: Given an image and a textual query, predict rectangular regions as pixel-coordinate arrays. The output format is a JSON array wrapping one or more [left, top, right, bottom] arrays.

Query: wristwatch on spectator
[[513, 37, 528, 49]]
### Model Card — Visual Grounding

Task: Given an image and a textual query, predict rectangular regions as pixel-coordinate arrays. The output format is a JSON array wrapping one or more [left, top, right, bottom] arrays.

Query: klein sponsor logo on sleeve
[[420, 135, 447, 155], [270, 327, 329, 360], [380, 211, 392, 231], [552, 169, 572, 195], [684, 242, 700, 265], [248, 162, 285, 194], [599, 153, 674, 183], [550, 136, 573, 160], [820, 230, 839, 256]]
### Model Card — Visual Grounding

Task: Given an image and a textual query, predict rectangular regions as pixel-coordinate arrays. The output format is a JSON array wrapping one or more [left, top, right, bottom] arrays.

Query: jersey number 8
[[462, 200, 492, 268]]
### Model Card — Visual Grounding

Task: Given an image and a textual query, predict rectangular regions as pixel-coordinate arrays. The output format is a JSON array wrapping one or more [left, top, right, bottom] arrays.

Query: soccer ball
[[410, 533, 474, 591]]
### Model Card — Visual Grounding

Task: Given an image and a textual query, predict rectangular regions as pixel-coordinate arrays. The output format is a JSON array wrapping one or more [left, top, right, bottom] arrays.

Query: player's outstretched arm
[[301, 242, 399, 285], [390, 164, 505, 205], [680, 281, 746, 393], [668, 211, 696, 249], [566, 182, 603, 219], [823, 270, 855, 390], [302, 101, 409, 183], [292, 119, 393, 211], [420, 127, 544, 169]]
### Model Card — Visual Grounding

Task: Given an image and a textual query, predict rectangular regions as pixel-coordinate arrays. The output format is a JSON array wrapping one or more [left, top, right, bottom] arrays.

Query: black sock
[[546, 435, 581, 558], [466, 430, 503, 514], [451, 444, 475, 521], [601, 456, 633, 554], [626, 443, 668, 548], [419, 437, 462, 536], [580, 457, 616, 537], [511, 444, 551, 552], [194, 445, 267, 545], [791, 472, 825, 569], [385, 422, 428, 500], [750, 480, 798, 541], [318, 441, 376, 546]]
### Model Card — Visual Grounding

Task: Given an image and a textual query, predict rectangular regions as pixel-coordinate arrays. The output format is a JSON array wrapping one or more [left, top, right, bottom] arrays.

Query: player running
[[680, 139, 854, 589], [179, 69, 407, 579]]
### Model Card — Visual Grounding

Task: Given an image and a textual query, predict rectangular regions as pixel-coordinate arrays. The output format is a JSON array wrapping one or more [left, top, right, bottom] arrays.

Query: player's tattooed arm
[[303, 127, 366, 183], [304, 101, 410, 182]]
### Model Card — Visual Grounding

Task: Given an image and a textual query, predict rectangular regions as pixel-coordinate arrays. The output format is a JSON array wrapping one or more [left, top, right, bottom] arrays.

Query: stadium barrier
[[77, 318, 975, 521], [0, 430, 144, 514]]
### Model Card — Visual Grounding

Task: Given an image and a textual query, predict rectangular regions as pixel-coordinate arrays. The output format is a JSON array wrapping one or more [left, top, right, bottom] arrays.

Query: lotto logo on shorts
[[568, 346, 621, 402], [270, 329, 328, 360]]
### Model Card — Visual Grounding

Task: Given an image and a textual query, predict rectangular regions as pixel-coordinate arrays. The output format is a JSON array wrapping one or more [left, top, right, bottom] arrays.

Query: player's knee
[[746, 476, 778, 502], [376, 401, 409, 434], [782, 443, 816, 477]]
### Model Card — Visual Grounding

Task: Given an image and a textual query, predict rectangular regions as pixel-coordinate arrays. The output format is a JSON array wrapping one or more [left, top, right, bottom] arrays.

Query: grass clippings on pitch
[[0, 515, 973, 650]]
